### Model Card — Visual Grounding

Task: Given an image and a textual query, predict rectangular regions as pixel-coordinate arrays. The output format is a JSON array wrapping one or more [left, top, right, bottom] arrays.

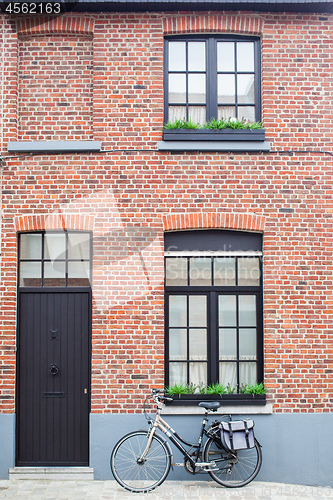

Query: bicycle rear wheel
[[111, 430, 171, 493], [203, 437, 262, 487]]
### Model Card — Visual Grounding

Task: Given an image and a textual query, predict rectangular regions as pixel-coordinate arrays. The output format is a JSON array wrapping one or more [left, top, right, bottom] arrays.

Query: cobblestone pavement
[[0, 481, 332, 500]]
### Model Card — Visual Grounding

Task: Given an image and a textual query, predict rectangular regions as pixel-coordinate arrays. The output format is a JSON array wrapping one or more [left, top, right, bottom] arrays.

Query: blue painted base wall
[[90, 413, 333, 486], [0, 415, 15, 478]]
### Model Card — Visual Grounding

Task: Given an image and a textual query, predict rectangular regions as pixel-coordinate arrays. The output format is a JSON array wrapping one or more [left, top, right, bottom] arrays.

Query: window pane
[[218, 74, 235, 104], [219, 362, 237, 387], [237, 74, 255, 104], [214, 257, 235, 286], [189, 295, 207, 327], [20, 261, 42, 287], [169, 106, 186, 122], [239, 295, 256, 326], [217, 42, 235, 72], [188, 42, 205, 71], [169, 363, 187, 385], [20, 234, 42, 260], [166, 257, 188, 286], [44, 261, 66, 287], [44, 233, 66, 260], [169, 74, 186, 103], [188, 74, 206, 103], [238, 257, 260, 286], [169, 295, 187, 327], [189, 362, 207, 385], [239, 362, 257, 386], [239, 328, 257, 360], [169, 42, 186, 71], [189, 257, 211, 286], [219, 328, 237, 360], [68, 233, 90, 260], [237, 42, 254, 72], [169, 329, 187, 360], [188, 106, 206, 125], [68, 261, 90, 287], [238, 106, 255, 123], [218, 106, 236, 120], [189, 329, 207, 360], [219, 295, 236, 326]]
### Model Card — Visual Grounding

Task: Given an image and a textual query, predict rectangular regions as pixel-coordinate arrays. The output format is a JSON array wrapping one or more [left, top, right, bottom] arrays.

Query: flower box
[[163, 129, 266, 142], [164, 393, 266, 406]]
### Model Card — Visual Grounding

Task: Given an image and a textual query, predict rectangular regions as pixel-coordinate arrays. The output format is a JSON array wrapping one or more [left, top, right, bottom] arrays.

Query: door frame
[[16, 287, 92, 466]]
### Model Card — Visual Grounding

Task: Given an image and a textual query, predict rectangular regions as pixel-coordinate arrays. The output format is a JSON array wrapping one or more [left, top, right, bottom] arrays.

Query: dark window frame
[[164, 231, 264, 394], [18, 230, 92, 289], [164, 34, 262, 125]]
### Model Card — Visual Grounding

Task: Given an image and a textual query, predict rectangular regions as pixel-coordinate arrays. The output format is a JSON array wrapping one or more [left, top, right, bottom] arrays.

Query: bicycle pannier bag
[[219, 420, 255, 451]]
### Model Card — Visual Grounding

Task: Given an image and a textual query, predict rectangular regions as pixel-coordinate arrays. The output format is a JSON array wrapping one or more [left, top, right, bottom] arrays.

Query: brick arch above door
[[14, 214, 95, 233], [162, 212, 265, 233]]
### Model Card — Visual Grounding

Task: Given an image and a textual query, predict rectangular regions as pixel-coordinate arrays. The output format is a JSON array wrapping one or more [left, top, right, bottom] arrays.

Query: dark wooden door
[[17, 291, 91, 466]]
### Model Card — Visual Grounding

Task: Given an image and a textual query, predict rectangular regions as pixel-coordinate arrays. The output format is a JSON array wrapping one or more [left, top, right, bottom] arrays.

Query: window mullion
[[206, 37, 216, 122]]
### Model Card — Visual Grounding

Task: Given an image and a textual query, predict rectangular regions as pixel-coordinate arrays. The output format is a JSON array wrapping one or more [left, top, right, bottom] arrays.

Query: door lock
[[50, 363, 59, 375]]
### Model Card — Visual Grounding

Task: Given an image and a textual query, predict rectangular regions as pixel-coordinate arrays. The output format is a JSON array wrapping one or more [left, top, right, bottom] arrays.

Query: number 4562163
[[5, 3, 61, 14]]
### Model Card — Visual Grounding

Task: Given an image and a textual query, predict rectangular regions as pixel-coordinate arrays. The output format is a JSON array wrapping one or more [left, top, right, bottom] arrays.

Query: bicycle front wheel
[[110, 430, 171, 493], [203, 437, 262, 488]]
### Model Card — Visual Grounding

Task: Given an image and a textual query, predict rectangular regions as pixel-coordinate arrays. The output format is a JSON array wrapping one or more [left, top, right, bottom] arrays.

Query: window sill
[[163, 129, 266, 142], [158, 140, 270, 152], [7, 140, 102, 153]]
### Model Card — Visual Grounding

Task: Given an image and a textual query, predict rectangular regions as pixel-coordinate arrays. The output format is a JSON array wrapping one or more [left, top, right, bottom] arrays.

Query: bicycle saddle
[[198, 401, 221, 411]]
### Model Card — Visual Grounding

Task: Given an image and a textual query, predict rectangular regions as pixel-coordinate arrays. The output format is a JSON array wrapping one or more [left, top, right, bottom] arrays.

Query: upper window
[[165, 230, 263, 393], [164, 36, 261, 125], [18, 231, 92, 288]]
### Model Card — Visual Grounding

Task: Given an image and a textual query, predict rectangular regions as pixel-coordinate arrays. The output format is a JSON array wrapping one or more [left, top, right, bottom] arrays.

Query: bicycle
[[110, 389, 262, 493]]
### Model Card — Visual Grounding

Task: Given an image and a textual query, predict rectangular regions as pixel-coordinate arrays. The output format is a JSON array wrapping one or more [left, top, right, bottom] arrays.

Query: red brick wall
[[0, 11, 332, 413]]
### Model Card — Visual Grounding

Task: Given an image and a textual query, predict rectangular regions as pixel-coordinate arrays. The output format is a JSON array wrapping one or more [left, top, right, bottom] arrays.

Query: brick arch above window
[[14, 214, 95, 233], [163, 15, 263, 36], [162, 213, 265, 233], [16, 16, 94, 36]]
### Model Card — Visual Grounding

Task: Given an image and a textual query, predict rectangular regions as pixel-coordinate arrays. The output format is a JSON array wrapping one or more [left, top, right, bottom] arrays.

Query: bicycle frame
[[141, 402, 217, 470]]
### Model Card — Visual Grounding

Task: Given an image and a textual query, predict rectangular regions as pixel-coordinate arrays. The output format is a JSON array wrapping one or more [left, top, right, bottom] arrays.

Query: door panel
[[17, 291, 90, 466]]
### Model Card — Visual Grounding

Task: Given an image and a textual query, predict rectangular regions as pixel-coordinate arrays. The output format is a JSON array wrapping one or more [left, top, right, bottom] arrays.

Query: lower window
[[164, 231, 263, 393]]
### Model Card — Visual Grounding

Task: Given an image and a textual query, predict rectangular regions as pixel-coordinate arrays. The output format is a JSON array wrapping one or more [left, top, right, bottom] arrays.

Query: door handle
[[50, 329, 58, 340], [50, 363, 59, 375]]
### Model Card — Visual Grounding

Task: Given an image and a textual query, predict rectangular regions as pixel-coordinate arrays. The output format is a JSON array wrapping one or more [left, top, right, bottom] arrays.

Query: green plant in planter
[[204, 383, 227, 395], [164, 117, 263, 130], [165, 382, 197, 396], [239, 382, 266, 395], [164, 118, 201, 129]]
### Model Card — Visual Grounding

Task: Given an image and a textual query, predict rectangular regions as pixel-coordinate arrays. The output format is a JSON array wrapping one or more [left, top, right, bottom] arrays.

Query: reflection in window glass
[[219, 295, 237, 326], [165, 258, 188, 286], [238, 257, 260, 286], [214, 258, 235, 286], [68, 233, 90, 260], [189, 329, 207, 360], [188, 74, 206, 103], [219, 328, 237, 360], [19, 261, 42, 287], [239, 328, 257, 360], [188, 42, 206, 71], [169, 295, 187, 327], [169, 42, 186, 71], [169, 74, 186, 103], [44, 261, 66, 287], [169, 329, 187, 360], [239, 295, 257, 326], [68, 261, 90, 287], [218, 74, 235, 104], [217, 42, 234, 72], [237, 74, 255, 104], [189, 295, 207, 327], [44, 233, 66, 260], [237, 42, 254, 72], [20, 234, 42, 260], [189, 258, 211, 286]]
